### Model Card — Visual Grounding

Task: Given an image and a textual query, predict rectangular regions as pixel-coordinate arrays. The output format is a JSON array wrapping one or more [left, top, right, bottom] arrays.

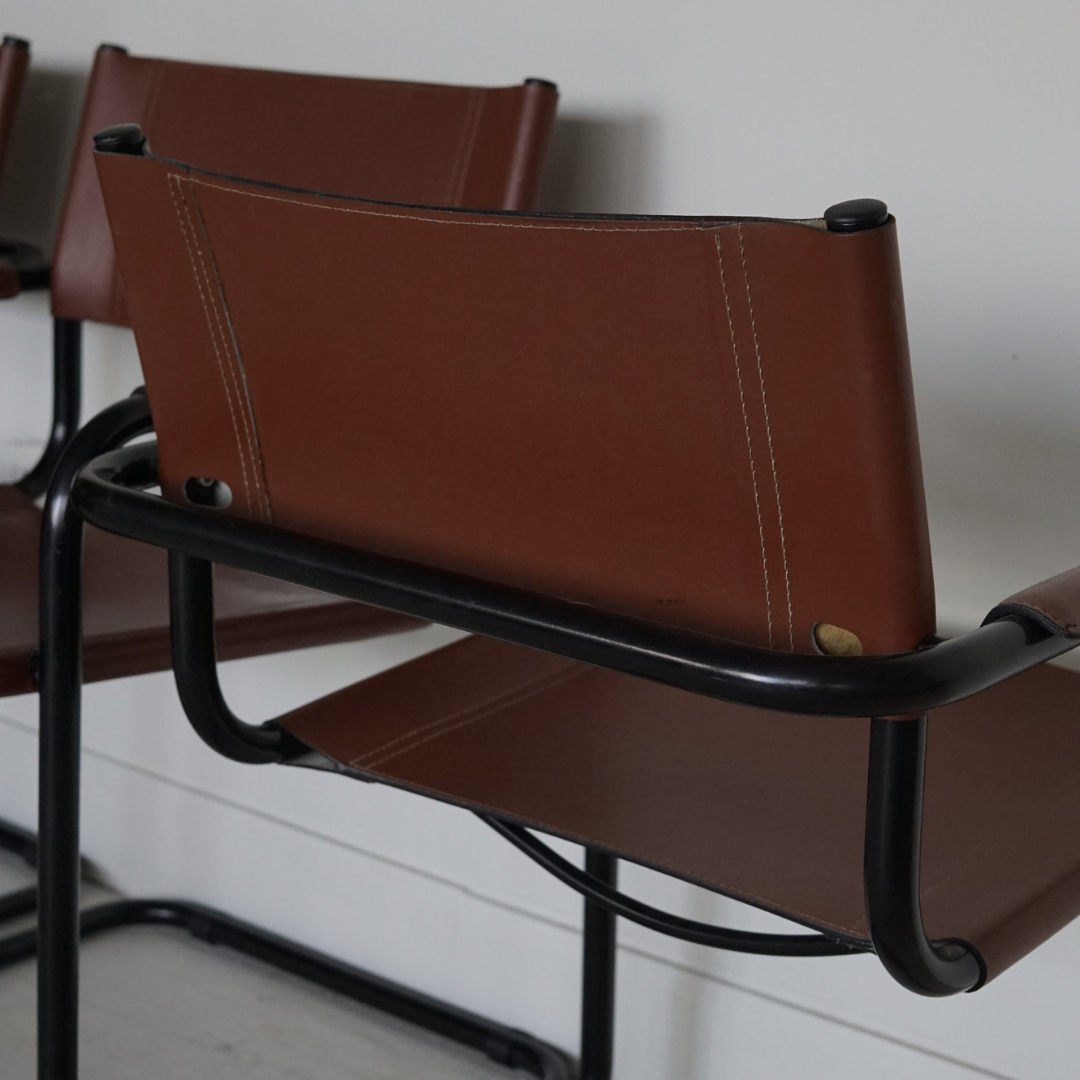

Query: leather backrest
[[97, 152, 936, 656], [52, 45, 557, 325], [0, 36, 29, 178]]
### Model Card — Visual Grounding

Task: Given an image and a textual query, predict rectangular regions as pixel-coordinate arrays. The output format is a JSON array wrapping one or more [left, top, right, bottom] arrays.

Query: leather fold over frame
[[51, 44, 557, 325], [96, 151, 933, 657], [985, 565, 1080, 637]]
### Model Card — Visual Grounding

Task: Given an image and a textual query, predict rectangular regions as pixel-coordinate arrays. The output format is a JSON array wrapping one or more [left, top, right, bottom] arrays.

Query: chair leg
[[37, 451, 87, 1080], [580, 848, 617, 1080]]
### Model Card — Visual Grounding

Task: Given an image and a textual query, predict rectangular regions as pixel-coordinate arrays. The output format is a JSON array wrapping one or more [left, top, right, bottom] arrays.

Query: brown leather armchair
[[64, 141, 1080, 1075], [0, 44, 564, 1080]]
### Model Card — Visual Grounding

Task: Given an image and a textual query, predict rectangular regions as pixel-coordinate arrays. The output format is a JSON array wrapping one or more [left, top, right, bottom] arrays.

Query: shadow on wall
[[536, 112, 659, 215], [0, 67, 86, 251]]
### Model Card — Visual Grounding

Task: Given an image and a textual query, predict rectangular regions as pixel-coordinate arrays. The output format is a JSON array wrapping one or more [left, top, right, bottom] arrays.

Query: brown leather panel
[[0, 484, 420, 697], [0, 37, 29, 177], [282, 635, 1080, 980], [51, 46, 557, 325], [0, 37, 30, 299], [991, 565, 1080, 637], [0, 261, 17, 298], [98, 154, 934, 654], [50, 47, 157, 325]]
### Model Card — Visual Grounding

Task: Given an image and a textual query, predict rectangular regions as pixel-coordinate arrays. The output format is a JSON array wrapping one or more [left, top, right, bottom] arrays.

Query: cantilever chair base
[[0, 823, 571, 1079], [0, 821, 571, 1079]]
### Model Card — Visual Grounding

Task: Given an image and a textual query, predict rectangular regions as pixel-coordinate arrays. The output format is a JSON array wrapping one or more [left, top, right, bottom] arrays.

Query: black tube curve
[[168, 550, 303, 763], [481, 815, 862, 956], [864, 717, 984, 994], [17, 317, 81, 499], [38, 390, 153, 1080]]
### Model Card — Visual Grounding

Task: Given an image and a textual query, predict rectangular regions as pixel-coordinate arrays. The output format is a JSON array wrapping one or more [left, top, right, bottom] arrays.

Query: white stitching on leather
[[176, 176, 269, 521], [184, 177, 273, 523], [715, 231, 772, 647], [166, 174, 254, 517], [356, 664, 584, 769], [738, 225, 793, 651]]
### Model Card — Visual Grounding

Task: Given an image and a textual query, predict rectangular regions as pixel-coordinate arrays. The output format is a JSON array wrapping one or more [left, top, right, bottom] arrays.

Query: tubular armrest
[[985, 566, 1080, 638], [73, 438, 1080, 720]]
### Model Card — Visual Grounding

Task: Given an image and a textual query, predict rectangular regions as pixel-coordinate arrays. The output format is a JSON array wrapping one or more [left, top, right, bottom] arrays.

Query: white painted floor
[[0, 853, 538, 1080]]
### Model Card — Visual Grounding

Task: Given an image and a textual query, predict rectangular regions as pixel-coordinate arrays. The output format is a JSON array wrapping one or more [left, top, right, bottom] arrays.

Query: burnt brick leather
[[51, 45, 557, 325], [0, 47, 556, 696], [96, 149, 1080, 984], [0, 36, 27, 178], [988, 566, 1080, 637], [0, 36, 29, 299], [96, 155, 935, 656], [279, 634, 1080, 982]]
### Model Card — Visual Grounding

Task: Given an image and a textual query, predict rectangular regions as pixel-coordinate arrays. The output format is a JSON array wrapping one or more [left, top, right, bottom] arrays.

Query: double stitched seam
[[166, 174, 255, 518], [350, 663, 576, 765], [738, 225, 793, 651], [356, 664, 584, 770], [186, 177, 720, 232], [184, 178, 273, 523], [715, 231, 772, 646], [445, 89, 485, 205]]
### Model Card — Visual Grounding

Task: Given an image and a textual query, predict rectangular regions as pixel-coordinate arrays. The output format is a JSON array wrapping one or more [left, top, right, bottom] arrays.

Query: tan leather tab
[[989, 565, 1080, 637]]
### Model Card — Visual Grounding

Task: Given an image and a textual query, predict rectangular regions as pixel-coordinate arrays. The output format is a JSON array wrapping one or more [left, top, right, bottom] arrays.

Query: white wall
[[2, 2, 1079, 1076]]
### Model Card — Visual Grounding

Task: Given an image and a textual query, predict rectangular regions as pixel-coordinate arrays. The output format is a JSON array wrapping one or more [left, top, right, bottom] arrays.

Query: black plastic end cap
[[93, 123, 148, 156], [524, 77, 558, 91], [824, 198, 889, 233], [2, 36, 29, 50], [99, 42, 129, 54]]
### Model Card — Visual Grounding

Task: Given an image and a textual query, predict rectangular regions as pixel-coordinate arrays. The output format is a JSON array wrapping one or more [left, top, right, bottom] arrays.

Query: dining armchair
[[68, 134, 1080, 1076]]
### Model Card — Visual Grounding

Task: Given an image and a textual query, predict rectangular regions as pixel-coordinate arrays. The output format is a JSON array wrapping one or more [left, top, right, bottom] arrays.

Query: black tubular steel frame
[[580, 851, 617, 1080], [16, 317, 82, 499], [0, 824, 572, 1079], [0, 888, 570, 1079], [35, 394, 1080, 1078], [31, 392, 574, 1080]]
